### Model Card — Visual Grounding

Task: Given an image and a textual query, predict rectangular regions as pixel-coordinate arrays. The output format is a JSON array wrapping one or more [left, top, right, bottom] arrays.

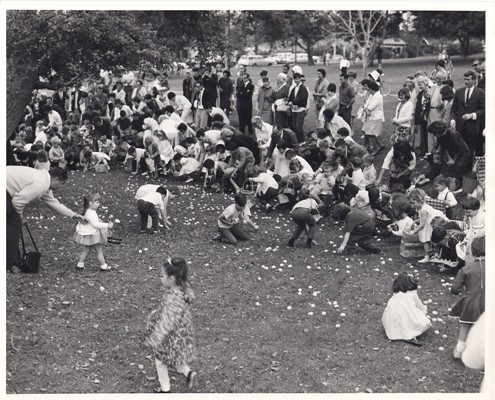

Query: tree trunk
[[7, 57, 38, 138], [459, 36, 470, 59], [307, 46, 314, 66], [361, 47, 368, 78]]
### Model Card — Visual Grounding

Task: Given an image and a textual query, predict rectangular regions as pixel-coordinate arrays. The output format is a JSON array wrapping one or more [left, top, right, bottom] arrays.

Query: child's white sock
[[455, 340, 466, 352]]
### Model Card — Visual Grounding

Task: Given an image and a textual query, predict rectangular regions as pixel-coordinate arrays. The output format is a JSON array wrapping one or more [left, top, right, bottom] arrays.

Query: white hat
[[216, 140, 226, 147], [292, 65, 303, 75], [368, 70, 381, 81]]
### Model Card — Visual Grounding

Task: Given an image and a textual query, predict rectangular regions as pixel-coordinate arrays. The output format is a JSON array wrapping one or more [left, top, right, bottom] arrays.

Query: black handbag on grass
[[20, 224, 41, 273]]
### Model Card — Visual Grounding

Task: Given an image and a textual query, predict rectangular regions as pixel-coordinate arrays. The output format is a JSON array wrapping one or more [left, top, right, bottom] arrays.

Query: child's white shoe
[[453, 349, 463, 359], [418, 256, 430, 263], [76, 262, 85, 270], [100, 264, 111, 271]]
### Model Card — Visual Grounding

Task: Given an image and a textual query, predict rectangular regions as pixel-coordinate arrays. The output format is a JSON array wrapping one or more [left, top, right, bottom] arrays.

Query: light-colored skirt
[[363, 119, 383, 137], [73, 229, 109, 246]]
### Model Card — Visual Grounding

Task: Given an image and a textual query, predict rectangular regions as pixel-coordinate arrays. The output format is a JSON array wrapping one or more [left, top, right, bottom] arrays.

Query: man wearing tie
[[193, 80, 209, 129], [450, 70, 485, 158]]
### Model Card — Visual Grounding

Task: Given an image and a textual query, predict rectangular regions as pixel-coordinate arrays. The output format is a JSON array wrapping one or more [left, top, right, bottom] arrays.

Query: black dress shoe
[[404, 338, 422, 346]]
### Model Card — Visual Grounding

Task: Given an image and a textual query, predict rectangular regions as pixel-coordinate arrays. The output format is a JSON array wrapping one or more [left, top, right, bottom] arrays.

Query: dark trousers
[[338, 106, 352, 126], [237, 104, 253, 135], [461, 130, 477, 166], [7, 192, 22, 269], [290, 208, 317, 241], [290, 111, 306, 143], [219, 224, 249, 245], [137, 200, 159, 231], [348, 222, 380, 253], [257, 187, 279, 207]]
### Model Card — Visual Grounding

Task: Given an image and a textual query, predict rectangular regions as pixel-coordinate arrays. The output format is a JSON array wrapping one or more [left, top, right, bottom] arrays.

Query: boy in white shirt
[[433, 175, 457, 219]]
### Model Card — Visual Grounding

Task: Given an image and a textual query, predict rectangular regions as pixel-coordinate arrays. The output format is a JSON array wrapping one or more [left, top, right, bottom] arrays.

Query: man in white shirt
[[322, 109, 351, 143], [113, 81, 127, 104], [207, 105, 230, 126], [6, 166, 86, 272], [193, 80, 209, 129], [43, 104, 63, 132], [136, 186, 177, 233], [167, 92, 193, 124]]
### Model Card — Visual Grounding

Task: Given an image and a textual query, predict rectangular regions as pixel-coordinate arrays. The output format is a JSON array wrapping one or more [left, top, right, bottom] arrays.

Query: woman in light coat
[[362, 81, 385, 155]]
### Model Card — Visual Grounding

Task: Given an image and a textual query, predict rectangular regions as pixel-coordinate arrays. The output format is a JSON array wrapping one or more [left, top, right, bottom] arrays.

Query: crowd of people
[[6, 56, 486, 392]]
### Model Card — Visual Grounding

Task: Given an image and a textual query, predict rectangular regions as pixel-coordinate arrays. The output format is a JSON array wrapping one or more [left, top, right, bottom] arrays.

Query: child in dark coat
[[333, 203, 382, 254]]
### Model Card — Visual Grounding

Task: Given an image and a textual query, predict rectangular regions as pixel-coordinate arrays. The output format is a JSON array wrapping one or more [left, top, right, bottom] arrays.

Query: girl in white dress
[[382, 272, 431, 346], [73, 192, 114, 271]]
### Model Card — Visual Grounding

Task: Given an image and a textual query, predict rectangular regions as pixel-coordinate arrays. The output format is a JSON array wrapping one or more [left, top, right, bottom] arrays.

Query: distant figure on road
[[339, 55, 350, 75]]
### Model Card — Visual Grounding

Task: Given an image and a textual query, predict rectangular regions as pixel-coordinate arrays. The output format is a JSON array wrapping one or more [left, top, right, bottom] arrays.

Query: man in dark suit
[[236, 73, 255, 135], [288, 72, 309, 143], [266, 125, 300, 160], [449, 70, 485, 158], [52, 84, 68, 119], [182, 70, 195, 102]]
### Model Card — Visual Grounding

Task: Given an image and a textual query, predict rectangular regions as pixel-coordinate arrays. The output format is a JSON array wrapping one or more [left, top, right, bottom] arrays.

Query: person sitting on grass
[[405, 188, 447, 263], [381, 272, 431, 346], [79, 147, 110, 172], [413, 148, 444, 187], [308, 158, 342, 215], [430, 222, 466, 269], [216, 193, 258, 245], [386, 206, 414, 238], [332, 203, 382, 254], [172, 152, 201, 183], [286, 188, 322, 249]]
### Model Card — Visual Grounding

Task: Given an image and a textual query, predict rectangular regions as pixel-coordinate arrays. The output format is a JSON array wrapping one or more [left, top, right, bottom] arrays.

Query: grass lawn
[[5, 56, 484, 394]]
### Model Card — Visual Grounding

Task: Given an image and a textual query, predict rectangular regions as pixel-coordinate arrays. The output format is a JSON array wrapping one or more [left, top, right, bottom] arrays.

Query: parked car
[[275, 52, 320, 65], [275, 52, 294, 64], [292, 53, 321, 64], [236, 54, 274, 67]]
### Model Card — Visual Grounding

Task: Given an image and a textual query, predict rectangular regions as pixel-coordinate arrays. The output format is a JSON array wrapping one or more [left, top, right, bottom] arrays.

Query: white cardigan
[[393, 100, 414, 127], [75, 209, 109, 236], [364, 91, 384, 121]]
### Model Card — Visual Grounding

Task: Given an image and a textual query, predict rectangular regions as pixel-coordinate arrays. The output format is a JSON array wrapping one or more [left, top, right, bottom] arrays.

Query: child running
[[145, 257, 197, 393], [73, 192, 114, 271], [382, 272, 431, 346]]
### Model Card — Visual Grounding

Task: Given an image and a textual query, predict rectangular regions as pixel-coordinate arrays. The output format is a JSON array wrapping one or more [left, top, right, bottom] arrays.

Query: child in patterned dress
[[450, 237, 485, 359], [145, 257, 197, 393]]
